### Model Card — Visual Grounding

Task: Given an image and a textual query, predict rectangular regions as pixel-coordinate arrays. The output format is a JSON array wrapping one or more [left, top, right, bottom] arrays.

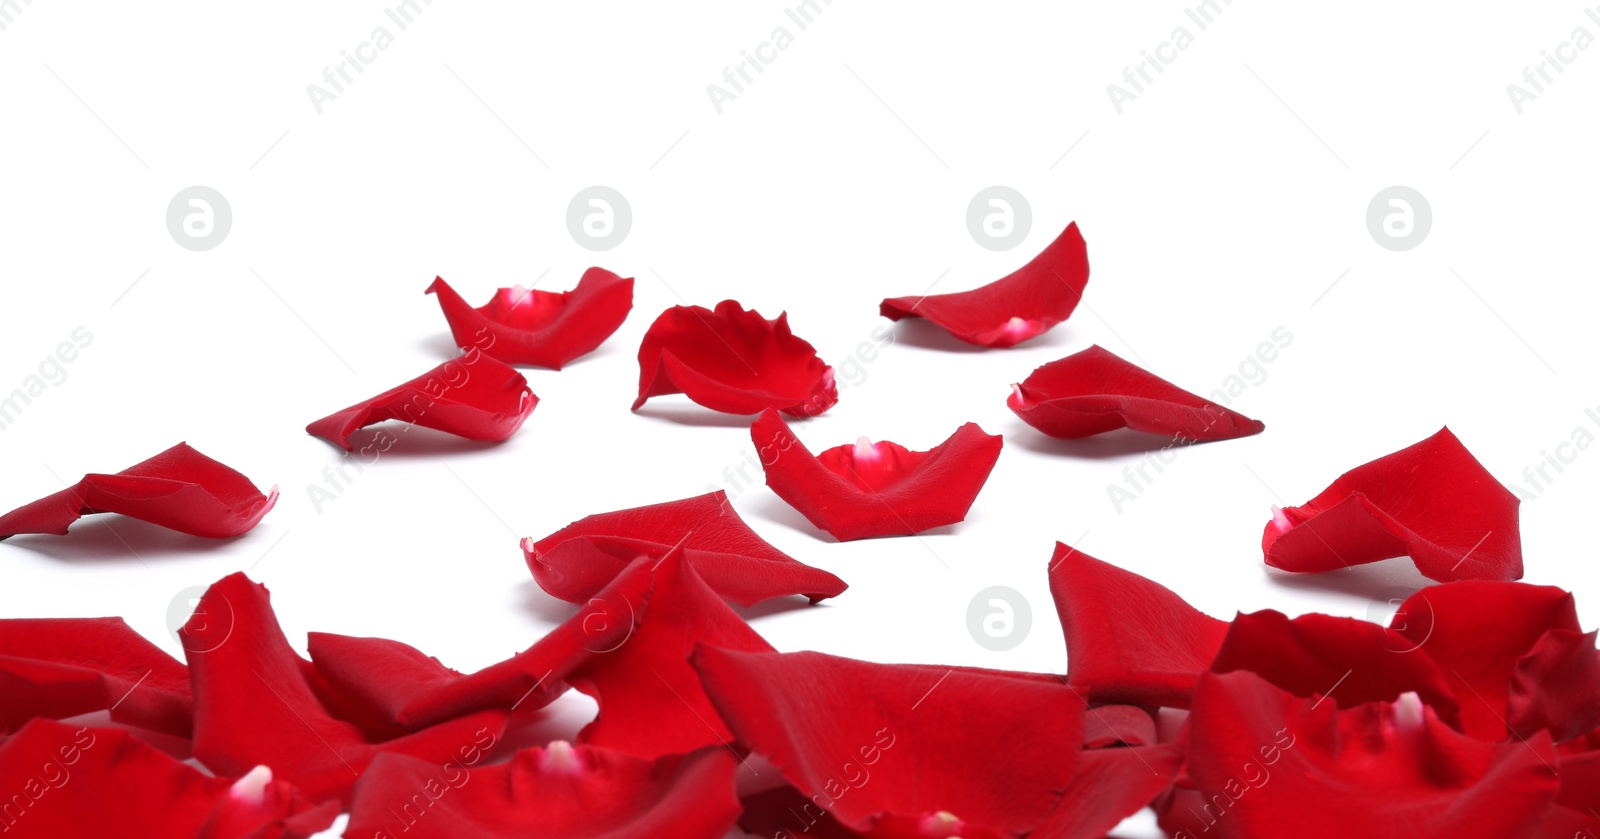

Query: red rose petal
[[179, 572, 509, 803], [1208, 609, 1461, 725], [0, 719, 336, 838], [632, 300, 837, 417], [1048, 542, 1229, 709], [425, 269, 633, 369], [305, 350, 535, 451], [523, 489, 847, 607], [737, 787, 865, 839], [1393, 581, 1583, 742], [0, 443, 276, 540], [1031, 742, 1185, 839], [750, 409, 1003, 540], [0, 617, 192, 738], [345, 744, 741, 839], [1081, 704, 1158, 748], [880, 222, 1089, 348], [1187, 670, 1560, 839], [1262, 427, 1523, 581], [695, 647, 1085, 837], [1007, 345, 1265, 442], [1508, 629, 1600, 744]]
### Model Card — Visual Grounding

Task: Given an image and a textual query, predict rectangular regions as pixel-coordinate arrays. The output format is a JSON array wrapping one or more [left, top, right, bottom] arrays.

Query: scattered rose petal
[[426, 270, 633, 369], [750, 409, 1003, 540], [0, 616, 192, 738], [1262, 427, 1522, 581], [880, 222, 1089, 348], [306, 350, 535, 451], [0, 719, 337, 838], [0, 443, 277, 540], [1081, 704, 1158, 748], [633, 300, 837, 417], [1048, 542, 1229, 709], [1031, 742, 1185, 839], [1508, 628, 1600, 744], [346, 744, 740, 839], [523, 490, 846, 607], [1007, 345, 1265, 442]]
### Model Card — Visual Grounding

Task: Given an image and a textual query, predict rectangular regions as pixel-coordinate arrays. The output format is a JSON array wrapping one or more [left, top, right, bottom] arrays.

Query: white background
[[2, 2, 1597, 835]]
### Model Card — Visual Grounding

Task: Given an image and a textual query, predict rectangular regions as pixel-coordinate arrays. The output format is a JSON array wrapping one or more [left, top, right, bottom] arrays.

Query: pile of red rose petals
[[2, 242, 1595, 839]]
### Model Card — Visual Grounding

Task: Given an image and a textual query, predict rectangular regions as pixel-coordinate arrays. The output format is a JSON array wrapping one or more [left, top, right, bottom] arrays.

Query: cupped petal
[[0, 617, 192, 738], [425, 269, 633, 369], [1081, 704, 1158, 748], [880, 222, 1089, 348], [345, 744, 740, 839], [306, 350, 535, 450], [523, 490, 847, 607], [179, 572, 509, 803], [0, 443, 276, 540], [694, 647, 1085, 837], [0, 719, 336, 838], [1508, 629, 1600, 744], [1186, 671, 1560, 839], [633, 300, 837, 416], [1007, 345, 1264, 442], [1262, 427, 1522, 581], [1048, 542, 1229, 709], [751, 409, 1003, 540]]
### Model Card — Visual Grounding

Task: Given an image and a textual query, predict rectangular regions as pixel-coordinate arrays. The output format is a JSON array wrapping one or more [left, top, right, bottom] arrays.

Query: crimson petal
[[1031, 742, 1185, 839], [1007, 345, 1264, 442], [1262, 427, 1522, 581], [425, 270, 633, 369], [695, 647, 1085, 837], [0, 443, 276, 540], [306, 350, 535, 450], [1048, 542, 1228, 709], [751, 410, 1003, 540], [345, 743, 740, 839], [0, 719, 336, 838], [633, 300, 837, 417], [1081, 704, 1157, 748], [0, 617, 192, 738], [523, 490, 846, 607], [1508, 629, 1600, 744], [880, 222, 1089, 348], [179, 572, 509, 803], [1186, 670, 1560, 839]]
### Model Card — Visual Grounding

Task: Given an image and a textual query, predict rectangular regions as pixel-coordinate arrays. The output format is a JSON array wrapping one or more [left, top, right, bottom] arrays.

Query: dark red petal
[[1508, 629, 1600, 744], [1031, 742, 1185, 839], [737, 787, 864, 839], [880, 222, 1089, 348], [345, 744, 741, 839], [1048, 542, 1229, 709], [633, 300, 837, 417], [1548, 748, 1600, 833], [425, 269, 633, 369], [0, 719, 336, 838], [1262, 427, 1522, 581], [1209, 610, 1461, 725], [1081, 704, 1157, 748], [179, 572, 509, 803], [0, 443, 276, 540], [1187, 671, 1560, 839], [306, 350, 535, 451], [0, 617, 192, 738], [1007, 345, 1264, 442], [751, 410, 1003, 540], [524, 489, 847, 607], [1393, 581, 1582, 742], [695, 647, 1085, 837]]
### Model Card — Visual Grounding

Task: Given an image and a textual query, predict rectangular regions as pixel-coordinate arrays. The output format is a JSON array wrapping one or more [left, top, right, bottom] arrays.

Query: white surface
[[2, 2, 1597, 836]]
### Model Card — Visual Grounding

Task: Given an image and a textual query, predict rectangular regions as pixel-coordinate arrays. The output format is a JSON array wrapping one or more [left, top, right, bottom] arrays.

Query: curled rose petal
[[523, 490, 847, 607], [1048, 542, 1229, 709], [0, 617, 192, 738], [695, 647, 1085, 837], [750, 409, 1003, 540], [345, 744, 741, 839], [0, 443, 276, 540], [1081, 704, 1157, 748], [633, 300, 837, 417], [880, 222, 1089, 348], [1007, 345, 1264, 442], [0, 719, 337, 838], [179, 572, 509, 803], [425, 269, 633, 369], [1186, 671, 1560, 839], [1508, 629, 1600, 743], [306, 350, 535, 450], [1262, 427, 1522, 581], [1031, 742, 1185, 839]]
